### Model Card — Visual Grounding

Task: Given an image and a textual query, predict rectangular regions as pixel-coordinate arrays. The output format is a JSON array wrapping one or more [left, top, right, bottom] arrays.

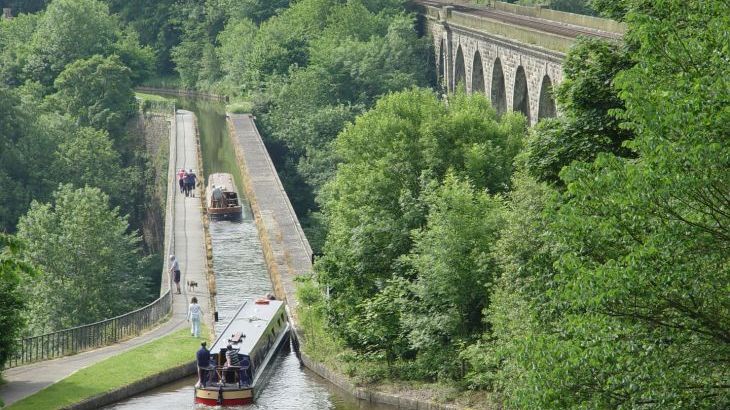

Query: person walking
[[178, 168, 186, 194], [186, 169, 198, 198], [169, 254, 181, 294], [188, 296, 203, 337]]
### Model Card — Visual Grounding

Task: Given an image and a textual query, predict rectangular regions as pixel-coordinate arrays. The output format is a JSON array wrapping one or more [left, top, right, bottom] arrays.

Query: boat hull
[[208, 206, 243, 218], [194, 386, 253, 406]]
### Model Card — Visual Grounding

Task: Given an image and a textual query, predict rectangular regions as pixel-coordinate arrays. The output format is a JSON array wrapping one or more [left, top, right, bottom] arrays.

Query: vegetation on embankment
[[6, 326, 208, 410], [0, 0, 166, 371]]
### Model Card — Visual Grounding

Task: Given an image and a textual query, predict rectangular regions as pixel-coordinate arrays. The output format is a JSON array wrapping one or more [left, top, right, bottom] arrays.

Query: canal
[[105, 95, 393, 409]]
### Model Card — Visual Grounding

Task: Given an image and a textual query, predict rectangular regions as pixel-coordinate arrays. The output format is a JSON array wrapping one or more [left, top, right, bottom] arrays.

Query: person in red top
[[178, 168, 186, 194]]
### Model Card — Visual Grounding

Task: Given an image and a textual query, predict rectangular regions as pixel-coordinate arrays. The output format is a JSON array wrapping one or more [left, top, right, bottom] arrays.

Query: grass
[[135, 92, 174, 102], [226, 100, 254, 114], [7, 325, 208, 410]]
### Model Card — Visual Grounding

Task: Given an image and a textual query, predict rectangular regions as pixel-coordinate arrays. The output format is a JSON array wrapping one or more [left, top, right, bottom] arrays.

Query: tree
[[317, 89, 526, 352], [23, 0, 118, 86], [216, 18, 257, 92], [17, 185, 150, 333], [522, 37, 634, 185], [0, 234, 36, 373], [0, 12, 40, 87], [401, 173, 505, 380], [0, 86, 57, 232], [488, 1, 730, 407], [53, 126, 125, 201], [53, 54, 137, 136]]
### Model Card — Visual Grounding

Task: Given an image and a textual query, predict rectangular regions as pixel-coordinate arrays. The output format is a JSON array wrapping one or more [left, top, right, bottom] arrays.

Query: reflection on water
[[104, 95, 394, 409]]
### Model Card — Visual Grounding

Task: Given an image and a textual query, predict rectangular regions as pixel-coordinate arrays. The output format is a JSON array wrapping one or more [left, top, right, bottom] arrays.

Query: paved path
[[0, 110, 211, 407], [228, 114, 312, 316]]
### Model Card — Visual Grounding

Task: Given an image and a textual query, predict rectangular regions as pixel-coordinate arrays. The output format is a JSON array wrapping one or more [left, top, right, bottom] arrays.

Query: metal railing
[[5, 291, 172, 368], [3, 102, 178, 370]]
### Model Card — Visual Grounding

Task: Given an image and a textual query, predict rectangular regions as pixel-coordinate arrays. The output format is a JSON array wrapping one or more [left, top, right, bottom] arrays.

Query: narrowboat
[[206, 173, 243, 219], [194, 298, 290, 406]]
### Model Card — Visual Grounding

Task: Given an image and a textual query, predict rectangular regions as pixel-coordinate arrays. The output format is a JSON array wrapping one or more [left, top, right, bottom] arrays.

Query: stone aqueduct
[[419, 2, 623, 125], [432, 24, 562, 124]]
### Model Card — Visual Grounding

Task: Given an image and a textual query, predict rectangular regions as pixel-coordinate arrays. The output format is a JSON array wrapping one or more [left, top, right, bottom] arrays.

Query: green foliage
[[53, 54, 137, 136], [401, 173, 505, 380], [484, 1, 730, 408], [17, 185, 151, 333], [317, 89, 526, 379], [52, 126, 125, 202], [216, 18, 258, 92], [23, 0, 118, 86], [104, 0, 179, 73], [294, 274, 345, 366], [0, 86, 57, 232], [347, 278, 412, 366], [0, 234, 37, 371], [0, 13, 39, 87], [522, 37, 634, 184], [213, 0, 291, 24]]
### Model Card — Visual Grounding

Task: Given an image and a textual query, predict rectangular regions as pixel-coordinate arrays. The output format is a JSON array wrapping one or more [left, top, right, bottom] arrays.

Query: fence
[[3, 102, 178, 370], [4, 291, 172, 368]]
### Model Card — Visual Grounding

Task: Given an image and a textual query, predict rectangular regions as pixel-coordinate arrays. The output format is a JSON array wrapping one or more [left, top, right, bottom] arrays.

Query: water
[[105, 95, 392, 409]]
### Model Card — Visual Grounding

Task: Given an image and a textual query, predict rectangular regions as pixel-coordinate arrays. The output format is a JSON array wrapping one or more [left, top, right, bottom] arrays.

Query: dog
[[187, 280, 198, 292]]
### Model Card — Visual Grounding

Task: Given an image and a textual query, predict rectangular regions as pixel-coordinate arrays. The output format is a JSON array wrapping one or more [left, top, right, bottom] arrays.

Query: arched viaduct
[[419, 1, 623, 125]]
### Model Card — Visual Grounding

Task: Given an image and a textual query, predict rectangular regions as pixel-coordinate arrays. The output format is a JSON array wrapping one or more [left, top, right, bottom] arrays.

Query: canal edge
[[192, 113, 218, 342]]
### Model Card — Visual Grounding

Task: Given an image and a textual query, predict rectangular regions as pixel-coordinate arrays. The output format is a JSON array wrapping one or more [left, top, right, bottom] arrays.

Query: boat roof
[[207, 173, 238, 192], [210, 299, 285, 355]]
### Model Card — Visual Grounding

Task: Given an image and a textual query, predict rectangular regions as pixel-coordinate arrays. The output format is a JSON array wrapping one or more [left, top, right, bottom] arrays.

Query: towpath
[[227, 114, 312, 317], [0, 110, 211, 406]]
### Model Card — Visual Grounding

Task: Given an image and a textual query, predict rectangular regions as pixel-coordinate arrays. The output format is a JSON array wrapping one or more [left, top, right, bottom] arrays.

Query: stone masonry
[[426, 4, 568, 125]]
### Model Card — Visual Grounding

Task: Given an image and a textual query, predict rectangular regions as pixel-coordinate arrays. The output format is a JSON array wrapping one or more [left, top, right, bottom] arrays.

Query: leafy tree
[[0, 234, 36, 372], [23, 0, 118, 86], [213, 0, 291, 24], [17, 185, 151, 333], [487, 1, 730, 407], [0, 86, 56, 232], [53, 126, 125, 201], [401, 173, 505, 379], [170, 2, 207, 88], [317, 89, 526, 352], [104, 0, 180, 73], [53, 54, 137, 136], [216, 18, 257, 92], [112, 27, 155, 85], [522, 37, 634, 185], [347, 277, 412, 367], [0, 12, 39, 87]]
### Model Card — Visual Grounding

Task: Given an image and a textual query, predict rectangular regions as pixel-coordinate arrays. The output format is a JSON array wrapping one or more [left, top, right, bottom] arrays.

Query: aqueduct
[[418, 1, 623, 124]]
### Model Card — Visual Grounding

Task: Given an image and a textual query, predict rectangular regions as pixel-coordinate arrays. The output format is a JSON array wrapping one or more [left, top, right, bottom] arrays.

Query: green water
[[169, 96, 245, 195]]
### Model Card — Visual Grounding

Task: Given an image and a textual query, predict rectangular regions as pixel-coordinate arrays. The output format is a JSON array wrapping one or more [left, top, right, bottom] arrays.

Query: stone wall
[[428, 16, 563, 125]]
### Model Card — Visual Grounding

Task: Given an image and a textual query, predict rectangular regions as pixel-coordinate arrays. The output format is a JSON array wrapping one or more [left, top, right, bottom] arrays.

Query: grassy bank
[[7, 326, 208, 410], [135, 92, 175, 103]]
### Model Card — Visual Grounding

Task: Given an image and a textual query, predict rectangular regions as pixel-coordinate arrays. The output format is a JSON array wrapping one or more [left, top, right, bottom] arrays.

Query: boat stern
[[194, 385, 254, 406]]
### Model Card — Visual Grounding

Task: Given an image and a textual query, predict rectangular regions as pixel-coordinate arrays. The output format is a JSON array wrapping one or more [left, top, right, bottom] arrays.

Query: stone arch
[[454, 45, 466, 92], [537, 74, 557, 120], [513, 65, 530, 119], [471, 50, 485, 94], [490, 58, 507, 114]]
